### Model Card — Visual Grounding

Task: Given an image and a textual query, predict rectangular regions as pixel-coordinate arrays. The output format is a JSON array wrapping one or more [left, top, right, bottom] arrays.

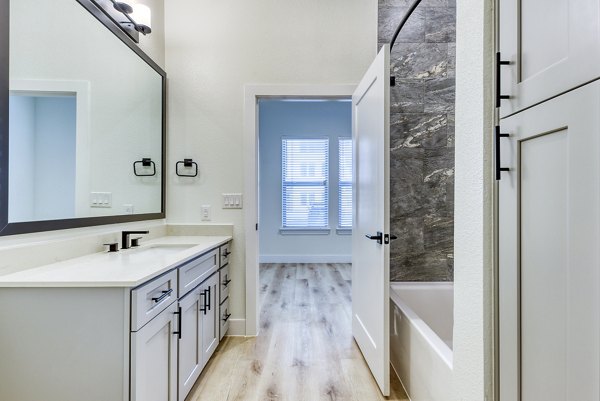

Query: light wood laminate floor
[[188, 263, 408, 401]]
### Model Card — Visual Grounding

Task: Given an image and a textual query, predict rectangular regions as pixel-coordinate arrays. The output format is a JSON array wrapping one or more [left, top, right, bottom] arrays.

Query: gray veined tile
[[378, 6, 425, 43], [390, 80, 425, 113], [390, 113, 448, 149], [424, 7, 456, 43], [447, 42, 456, 78], [390, 217, 425, 256], [391, 43, 449, 79], [424, 215, 454, 252], [390, 148, 425, 218], [447, 113, 455, 147], [424, 78, 455, 113]]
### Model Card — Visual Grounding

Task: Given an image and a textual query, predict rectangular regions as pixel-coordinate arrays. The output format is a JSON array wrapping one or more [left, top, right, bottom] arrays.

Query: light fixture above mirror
[[86, 0, 152, 43]]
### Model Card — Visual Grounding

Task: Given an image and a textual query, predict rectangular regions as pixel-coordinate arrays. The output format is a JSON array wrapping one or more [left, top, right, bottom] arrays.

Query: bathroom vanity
[[0, 235, 232, 401]]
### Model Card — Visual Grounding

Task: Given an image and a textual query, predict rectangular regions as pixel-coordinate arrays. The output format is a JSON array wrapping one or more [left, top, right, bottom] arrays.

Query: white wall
[[454, 0, 495, 399], [165, 0, 377, 329], [258, 99, 351, 263]]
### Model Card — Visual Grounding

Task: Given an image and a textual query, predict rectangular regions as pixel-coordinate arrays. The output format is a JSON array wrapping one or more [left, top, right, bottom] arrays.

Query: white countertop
[[0, 236, 231, 288]]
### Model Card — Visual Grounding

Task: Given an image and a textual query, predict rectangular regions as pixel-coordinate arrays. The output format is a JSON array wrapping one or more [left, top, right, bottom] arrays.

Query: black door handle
[[365, 232, 383, 244], [496, 52, 511, 107], [173, 306, 182, 339], [495, 125, 510, 180]]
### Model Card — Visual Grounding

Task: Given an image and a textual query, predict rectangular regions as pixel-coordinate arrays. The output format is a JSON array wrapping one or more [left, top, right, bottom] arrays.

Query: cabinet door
[[131, 302, 178, 401], [178, 289, 203, 401], [499, 0, 600, 117], [201, 273, 220, 365], [498, 81, 600, 401]]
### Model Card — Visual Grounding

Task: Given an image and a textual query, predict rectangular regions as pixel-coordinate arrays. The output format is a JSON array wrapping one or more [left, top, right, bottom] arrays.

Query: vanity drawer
[[219, 242, 231, 267], [178, 249, 218, 297], [131, 270, 178, 331], [219, 264, 231, 303], [219, 296, 231, 340]]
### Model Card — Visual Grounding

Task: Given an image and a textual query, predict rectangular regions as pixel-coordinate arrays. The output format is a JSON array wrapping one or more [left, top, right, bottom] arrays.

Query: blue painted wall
[[258, 99, 352, 263]]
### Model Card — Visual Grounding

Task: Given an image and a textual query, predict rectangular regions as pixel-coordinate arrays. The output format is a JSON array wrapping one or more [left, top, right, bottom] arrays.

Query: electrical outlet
[[222, 193, 243, 209], [90, 192, 112, 208], [201, 205, 211, 221]]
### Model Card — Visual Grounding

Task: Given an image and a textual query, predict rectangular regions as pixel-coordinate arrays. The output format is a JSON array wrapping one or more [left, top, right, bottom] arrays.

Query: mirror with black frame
[[0, 0, 166, 236]]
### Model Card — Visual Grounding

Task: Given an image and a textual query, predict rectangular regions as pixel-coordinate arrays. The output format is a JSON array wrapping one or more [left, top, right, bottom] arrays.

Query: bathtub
[[390, 282, 454, 401]]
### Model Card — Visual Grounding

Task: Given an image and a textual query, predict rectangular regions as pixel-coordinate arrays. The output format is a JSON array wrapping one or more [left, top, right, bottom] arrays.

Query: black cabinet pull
[[207, 286, 211, 311], [495, 125, 510, 180], [173, 306, 182, 339], [223, 250, 231, 257], [496, 52, 511, 107], [200, 290, 208, 315], [222, 275, 232, 287], [222, 311, 232, 322], [151, 288, 173, 303], [365, 232, 383, 244]]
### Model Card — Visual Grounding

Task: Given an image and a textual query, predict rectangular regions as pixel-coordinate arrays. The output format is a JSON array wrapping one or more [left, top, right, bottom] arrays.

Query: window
[[281, 138, 329, 229], [338, 138, 353, 230]]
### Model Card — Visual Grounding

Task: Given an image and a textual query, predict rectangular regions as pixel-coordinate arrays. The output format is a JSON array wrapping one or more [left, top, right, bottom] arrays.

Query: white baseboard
[[259, 255, 351, 263], [227, 318, 246, 336]]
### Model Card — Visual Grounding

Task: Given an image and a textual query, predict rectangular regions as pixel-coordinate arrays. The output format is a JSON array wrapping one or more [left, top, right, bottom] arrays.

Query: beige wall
[[164, 0, 378, 326]]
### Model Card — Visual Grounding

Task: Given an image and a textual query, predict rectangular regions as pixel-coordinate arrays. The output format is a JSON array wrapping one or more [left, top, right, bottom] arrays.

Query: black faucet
[[122, 230, 149, 249]]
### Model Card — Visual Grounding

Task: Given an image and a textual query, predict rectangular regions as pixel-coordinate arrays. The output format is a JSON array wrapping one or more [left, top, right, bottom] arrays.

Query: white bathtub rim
[[390, 282, 454, 370]]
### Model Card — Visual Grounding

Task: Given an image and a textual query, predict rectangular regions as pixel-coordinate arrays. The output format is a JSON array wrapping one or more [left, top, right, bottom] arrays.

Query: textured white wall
[[454, 0, 495, 399], [164, 0, 377, 326]]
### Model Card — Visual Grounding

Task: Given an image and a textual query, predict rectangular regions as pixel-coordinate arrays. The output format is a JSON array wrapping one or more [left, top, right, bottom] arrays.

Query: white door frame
[[243, 84, 356, 336]]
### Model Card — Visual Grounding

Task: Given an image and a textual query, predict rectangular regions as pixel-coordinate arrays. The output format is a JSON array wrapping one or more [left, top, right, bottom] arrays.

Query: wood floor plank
[[186, 263, 408, 401]]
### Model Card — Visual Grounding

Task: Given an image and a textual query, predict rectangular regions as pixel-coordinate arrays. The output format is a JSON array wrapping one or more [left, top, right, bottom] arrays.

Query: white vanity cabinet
[[0, 237, 233, 401]]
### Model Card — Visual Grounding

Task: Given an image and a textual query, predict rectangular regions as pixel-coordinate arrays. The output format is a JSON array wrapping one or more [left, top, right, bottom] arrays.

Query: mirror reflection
[[8, 0, 163, 224]]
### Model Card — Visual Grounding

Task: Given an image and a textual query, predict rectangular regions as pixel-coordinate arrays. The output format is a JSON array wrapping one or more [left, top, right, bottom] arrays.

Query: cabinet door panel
[[178, 290, 202, 401], [498, 81, 600, 401], [499, 0, 600, 117], [201, 274, 220, 365], [131, 302, 178, 401]]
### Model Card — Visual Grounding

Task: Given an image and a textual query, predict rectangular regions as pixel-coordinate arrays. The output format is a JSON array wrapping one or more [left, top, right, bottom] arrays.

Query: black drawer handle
[[151, 288, 173, 303], [223, 250, 231, 257], [173, 306, 182, 339], [222, 275, 232, 287], [222, 311, 231, 322]]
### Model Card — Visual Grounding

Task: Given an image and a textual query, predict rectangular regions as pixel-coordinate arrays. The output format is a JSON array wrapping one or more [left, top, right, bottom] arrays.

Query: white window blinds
[[338, 138, 353, 229], [282, 138, 329, 228]]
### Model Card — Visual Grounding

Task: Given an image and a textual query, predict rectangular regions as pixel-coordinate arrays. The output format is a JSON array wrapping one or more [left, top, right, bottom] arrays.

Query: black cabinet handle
[[222, 311, 232, 322], [200, 290, 208, 315], [496, 52, 511, 107], [365, 232, 383, 244], [222, 274, 232, 287], [223, 250, 231, 257], [151, 288, 173, 303], [207, 286, 211, 311], [495, 125, 510, 180], [173, 306, 182, 339]]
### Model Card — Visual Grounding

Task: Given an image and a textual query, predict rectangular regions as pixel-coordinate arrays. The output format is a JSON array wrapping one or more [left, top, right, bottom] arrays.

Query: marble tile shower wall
[[379, 0, 456, 281]]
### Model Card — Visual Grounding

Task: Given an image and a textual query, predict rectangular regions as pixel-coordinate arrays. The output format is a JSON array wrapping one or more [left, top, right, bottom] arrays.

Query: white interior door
[[498, 81, 600, 400], [352, 44, 390, 396]]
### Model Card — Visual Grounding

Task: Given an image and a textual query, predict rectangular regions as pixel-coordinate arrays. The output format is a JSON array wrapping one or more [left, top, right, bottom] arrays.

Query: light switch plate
[[90, 192, 112, 208], [201, 205, 211, 221], [222, 193, 243, 209]]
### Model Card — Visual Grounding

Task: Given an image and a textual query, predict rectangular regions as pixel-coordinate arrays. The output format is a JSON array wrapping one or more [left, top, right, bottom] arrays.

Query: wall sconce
[[111, 1, 152, 35]]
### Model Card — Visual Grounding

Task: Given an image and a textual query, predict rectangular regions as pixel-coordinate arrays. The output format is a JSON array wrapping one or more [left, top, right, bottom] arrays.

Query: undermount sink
[[128, 243, 197, 256]]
